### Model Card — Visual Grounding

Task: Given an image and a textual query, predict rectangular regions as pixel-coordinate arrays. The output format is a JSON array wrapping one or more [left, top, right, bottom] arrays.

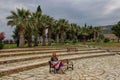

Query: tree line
[[7, 5, 102, 47]]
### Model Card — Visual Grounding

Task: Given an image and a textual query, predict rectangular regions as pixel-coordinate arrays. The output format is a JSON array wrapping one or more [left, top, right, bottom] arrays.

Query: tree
[[81, 26, 89, 44], [47, 16, 55, 46], [76, 26, 81, 42], [40, 14, 48, 46], [12, 27, 19, 47], [32, 5, 42, 46], [57, 19, 69, 43], [87, 25, 93, 41], [93, 27, 101, 41], [112, 21, 120, 42], [52, 20, 60, 43], [7, 8, 31, 47], [25, 26, 33, 47], [70, 23, 77, 42]]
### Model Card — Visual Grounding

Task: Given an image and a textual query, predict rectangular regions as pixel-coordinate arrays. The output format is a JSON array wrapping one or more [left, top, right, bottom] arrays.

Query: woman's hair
[[52, 52, 58, 59], [52, 53, 56, 57]]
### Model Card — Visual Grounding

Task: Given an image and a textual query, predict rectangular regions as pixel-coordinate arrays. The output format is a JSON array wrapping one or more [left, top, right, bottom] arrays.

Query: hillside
[[100, 25, 114, 34]]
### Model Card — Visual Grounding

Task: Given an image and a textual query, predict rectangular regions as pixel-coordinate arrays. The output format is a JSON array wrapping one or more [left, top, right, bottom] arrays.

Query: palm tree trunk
[[19, 29, 25, 47], [48, 27, 51, 46], [34, 37, 38, 46], [93, 32, 96, 41], [42, 26, 46, 46], [28, 35, 32, 47], [56, 33, 59, 43], [61, 30, 64, 43], [83, 36, 86, 44], [72, 32, 75, 41]]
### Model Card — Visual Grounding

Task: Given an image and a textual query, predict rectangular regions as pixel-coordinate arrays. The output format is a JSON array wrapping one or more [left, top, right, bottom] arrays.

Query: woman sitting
[[50, 53, 65, 74]]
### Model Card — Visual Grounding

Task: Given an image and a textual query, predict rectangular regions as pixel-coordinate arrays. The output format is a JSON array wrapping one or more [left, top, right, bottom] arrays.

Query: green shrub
[[0, 40, 4, 49], [72, 37, 78, 43], [73, 39, 78, 44], [64, 40, 70, 43], [0, 32, 5, 49], [0, 43, 4, 49], [104, 38, 110, 43], [96, 38, 100, 42]]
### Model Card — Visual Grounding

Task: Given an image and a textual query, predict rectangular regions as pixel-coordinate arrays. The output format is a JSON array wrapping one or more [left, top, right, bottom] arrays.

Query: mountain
[[100, 25, 114, 34]]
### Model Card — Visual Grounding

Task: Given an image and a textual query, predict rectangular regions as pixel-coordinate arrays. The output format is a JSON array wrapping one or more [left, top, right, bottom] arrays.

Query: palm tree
[[25, 27, 33, 47], [25, 12, 36, 47], [93, 27, 101, 41], [76, 26, 81, 42], [12, 27, 19, 47], [81, 26, 89, 44], [32, 5, 42, 46], [47, 16, 55, 46], [70, 23, 77, 42], [7, 8, 30, 47], [40, 14, 48, 46], [57, 19, 69, 43], [87, 25, 94, 41], [53, 20, 60, 43], [65, 27, 72, 41]]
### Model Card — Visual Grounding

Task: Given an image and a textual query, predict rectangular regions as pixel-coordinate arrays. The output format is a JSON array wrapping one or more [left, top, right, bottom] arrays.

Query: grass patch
[[3, 44, 17, 49], [85, 42, 120, 47], [51, 42, 83, 46], [1, 42, 120, 49]]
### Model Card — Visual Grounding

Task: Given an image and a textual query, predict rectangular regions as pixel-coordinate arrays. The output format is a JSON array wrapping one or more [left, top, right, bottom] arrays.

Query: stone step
[[0, 50, 105, 64], [0, 45, 87, 53], [0, 48, 98, 57], [0, 52, 115, 77], [0, 49, 66, 57], [110, 50, 120, 52], [112, 51, 120, 55], [0, 48, 63, 53], [0, 50, 107, 69]]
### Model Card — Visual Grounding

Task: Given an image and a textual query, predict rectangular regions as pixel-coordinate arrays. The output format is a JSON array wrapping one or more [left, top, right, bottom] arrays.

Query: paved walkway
[[0, 55, 120, 80]]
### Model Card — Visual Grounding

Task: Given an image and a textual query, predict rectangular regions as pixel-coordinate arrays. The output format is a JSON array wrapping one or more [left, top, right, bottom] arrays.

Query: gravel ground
[[0, 54, 120, 80]]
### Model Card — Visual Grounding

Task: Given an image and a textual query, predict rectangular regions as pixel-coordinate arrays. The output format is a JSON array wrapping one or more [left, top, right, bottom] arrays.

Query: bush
[[73, 39, 78, 43], [0, 40, 4, 49], [95, 38, 100, 42], [0, 43, 4, 49], [104, 38, 110, 43], [72, 37, 78, 43], [64, 40, 69, 43], [0, 32, 5, 49]]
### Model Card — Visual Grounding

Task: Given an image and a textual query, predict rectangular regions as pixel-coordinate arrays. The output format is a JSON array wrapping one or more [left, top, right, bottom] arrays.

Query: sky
[[0, 0, 120, 39]]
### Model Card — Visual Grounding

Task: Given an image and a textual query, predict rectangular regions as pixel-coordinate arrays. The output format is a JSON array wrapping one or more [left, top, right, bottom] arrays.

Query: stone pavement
[[0, 54, 120, 80]]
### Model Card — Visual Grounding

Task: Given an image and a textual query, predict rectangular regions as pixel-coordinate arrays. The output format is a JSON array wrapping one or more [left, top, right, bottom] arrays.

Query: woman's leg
[[55, 61, 65, 74], [60, 61, 65, 74], [60, 67, 65, 74]]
